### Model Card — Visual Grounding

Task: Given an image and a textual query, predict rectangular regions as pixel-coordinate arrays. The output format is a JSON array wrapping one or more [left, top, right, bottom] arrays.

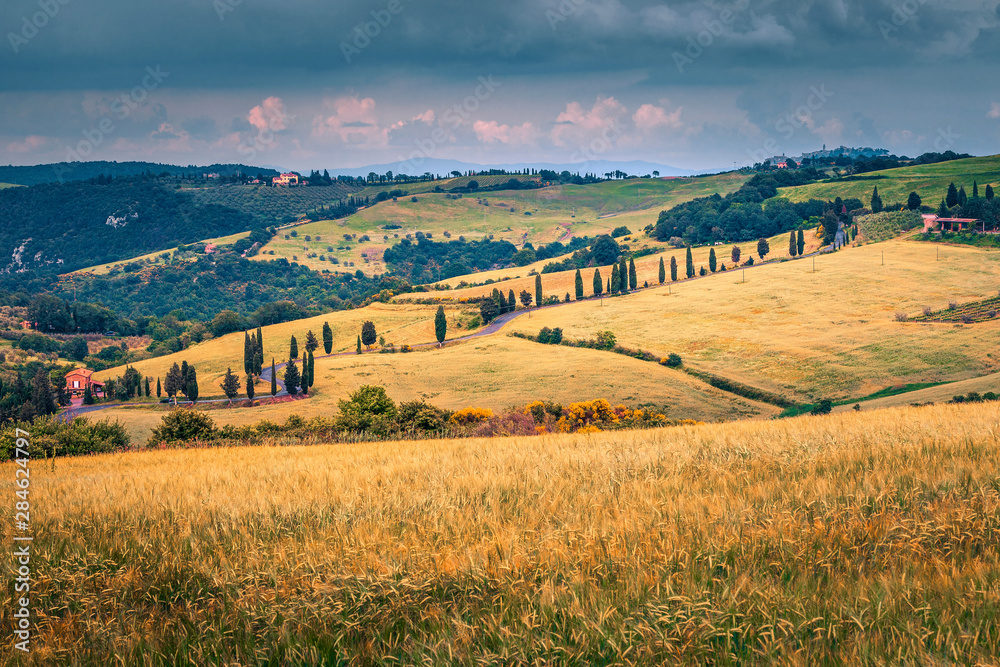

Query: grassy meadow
[[780, 155, 1000, 205], [509, 239, 1000, 402], [3, 403, 1000, 664], [65, 231, 252, 277], [251, 174, 747, 276]]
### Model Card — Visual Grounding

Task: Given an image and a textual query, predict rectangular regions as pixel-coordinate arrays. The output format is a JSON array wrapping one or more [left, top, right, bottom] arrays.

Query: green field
[[0, 182, 21, 189], [780, 155, 1000, 205], [66, 231, 252, 277], [253, 174, 747, 276]]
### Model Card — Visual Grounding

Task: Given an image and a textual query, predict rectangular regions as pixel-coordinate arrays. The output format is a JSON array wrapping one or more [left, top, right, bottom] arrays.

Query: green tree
[[435, 306, 447, 345], [165, 362, 182, 401], [535, 274, 543, 308], [938, 199, 950, 217], [610, 263, 621, 293], [658, 257, 666, 284], [508, 289, 516, 312], [283, 357, 300, 395], [335, 385, 397, 434], [986, 184, 995, 200], [289, 335, 298, 359], [144, 376, 151, 397], [757, 237, 770, 259], [361, 321, 377, 349], [731, 245, 741, 265], [243, 331, 253, 376], [670, 256, 678, 282], [685, 247, 694, 279], [480, 298, 500, 323], [788, 231, 797, 256], [246, 374, 255, 402], [958, 186, 968, 207], [593, 268, 603, 295], [305, 330, 319, 353], [31, 369, 56, 417], [67, 336, 88, 362], [574, 269, 584, 300], [322, 321, 333, 354], [709, 248, 718, 272], [973, 181, 979, 198], [149, 409, 215, 444], [83, 383, 94, 405], [628, 258, 637, 290], [870, 186, 883, 213], [156, 377, 161, 398], [946, 182, 959, 208], [256, 325, 264, 358], [306, 351, 315, 390], [270, 359, 277, 396], [186, 367, 199, 403], [907, 191, 922, 211], [357, 335, 362, 354], [220, 367, 240, 402], [797, 229, 805, 256], [619, 258, 629, 294]]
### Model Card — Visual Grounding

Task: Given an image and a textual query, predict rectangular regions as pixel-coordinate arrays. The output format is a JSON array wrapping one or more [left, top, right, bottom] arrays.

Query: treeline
[[653, 170, 846, 245], [838, 151, 973, 174], [383, 236, 520, 283], [0, 177, 262, 274], [540, 235, 622, 273], [0, 161, 276, 187]]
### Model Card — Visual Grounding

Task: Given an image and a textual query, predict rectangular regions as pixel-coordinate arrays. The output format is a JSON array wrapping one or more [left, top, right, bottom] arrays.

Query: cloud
[[4, 135, 49, 154], [248, 97, 290, 133], [551, 97, 628, 147], [312, 96, 387, 147], [472, 120, 540, 145], [990, 102, 1000, 119], [633, 103, 683, 132]]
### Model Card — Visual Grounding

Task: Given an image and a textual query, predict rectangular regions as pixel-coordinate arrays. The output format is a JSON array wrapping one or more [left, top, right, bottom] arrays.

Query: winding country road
[[60, 243, 832, 422]]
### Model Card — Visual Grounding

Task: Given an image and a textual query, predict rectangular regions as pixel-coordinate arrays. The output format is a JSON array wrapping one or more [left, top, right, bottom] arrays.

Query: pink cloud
[[4, 135, 49, 153], [551, 97, 628, 147], [990, 102, 1000, 119], [312, 96, 387, 147], [247, 96, 290, 133], [632, 103, 683, 132], [472, 120, 540, 145]]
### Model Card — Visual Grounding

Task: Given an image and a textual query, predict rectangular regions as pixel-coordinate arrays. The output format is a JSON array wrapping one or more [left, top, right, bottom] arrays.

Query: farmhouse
[[64, 368, 105, 398], [933, 217, 981, 233], [272, 173, 300, 186]]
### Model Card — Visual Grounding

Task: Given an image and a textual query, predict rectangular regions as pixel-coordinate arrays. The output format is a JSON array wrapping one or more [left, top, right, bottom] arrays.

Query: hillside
[[251, 174, 747, 276], [779, 154, 1000, 205], [0, 161, 277, 186], [7, 403, 1000, 663], [187, 181, 362, 223]]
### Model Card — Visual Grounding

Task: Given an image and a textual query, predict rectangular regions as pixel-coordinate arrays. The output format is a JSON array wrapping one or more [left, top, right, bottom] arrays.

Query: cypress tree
[[628, 258, 637, 290], [186, 368, 199, 403], [83, 383, 94, 405], [973, 181, 979, 198], [356, 335, 362, 354], [797, 229, 805, 256], [907, 192, 922, 211], [508, 289, 516, 311], [156, 377, 161, 397], [986, 184, 994, 200], [709, 248, 718, 272], [246, 374, 255, 402], [283, 357, 300, 396], [593, 268, 603, 295], [658, 257, 666, 284], [670, 256, 678, 282], [788, 231, 797, 256], [270, 359, 277, 396], [574, 269, 584, 300], [306, 351, 315, 390], [305, 330, 319, 353], [180, 361, 190, 397], [685, 247, 695, 279], [220, 367, 240, 402], [435, 306, 447, 345], [610, 263, 620, 293], [144, 376, 151, 397], [535, 274, 542, 307], [946, 182, 959, 208], [322, 322, 333, 354], [618, 258, 628, 293], [938, 199, 950, 217], [958, 186, 967, 207], [243, 332, 252, 376], [289, 335, 298, 359], [870, 186, 883, 213]]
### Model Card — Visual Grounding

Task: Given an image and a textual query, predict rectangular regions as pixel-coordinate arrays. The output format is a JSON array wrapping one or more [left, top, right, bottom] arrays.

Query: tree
[[797, 229, 805, 256], [480, 299, 500, 323], [731, 245, 741, 265], [335, 385, 397, 434], [535, 274, 543, 308], [757, 237, 770, 259], [574, 269, 584, 300], [628, 258, 637, 290], [150, 409, 216, 444], [165, 363, 182, 401], [243, 331, 253, 376], [958, 186, 968, 207], [938, 199, 950, 218], [658, 257, 666, 284], [973, 181, 979, 198], [322, 321, 333, 354], [361, 321, 377, 349], [246, 374, 255, 402], [610, 263, 621, 293], [907, 191, 922, 211], [788, 231, 797, 256], [156, 377, 161, 398], [357, 336, 362, 354], [270, 359, 277, 396], [709, 248, 718, 272], [186, 367, 199, 403], [83, 384, 94, 405], [685, 247, 694, 279], [435, 306, 447, 345], [31, 369, 56, 417], [67, 336, 88, 362], [283, 357, 300, 395], [256, 325, 264, 358], [305, 330, 319, 353], [180, 361, 189, 398], [590, 235, 621, 265], [220, 367, 240, 402], [144, 377, 151, 397], [987, 184, 995, 200], [670, 256, 678, 282], [508, 289, 516, 312], [619, 257, 629, 294], [306, 351, 315, 391], [947, 182, 959, 208], [870, 186, 883, 213], [593, 269, 603, 296], [519, 289, 533, 310]]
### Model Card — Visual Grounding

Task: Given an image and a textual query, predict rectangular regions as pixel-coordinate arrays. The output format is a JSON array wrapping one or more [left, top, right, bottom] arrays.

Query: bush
[[595, 331, 617, 350], [335, 385, 397, 434], [661, 353, 682, 368], [149, 409, 216, 444], [810, 399, 834, 415], [1, 416, 129, 459], [895, 312, 909, 322], [449, 407, 494, 427], [472, 411, 536, 437]]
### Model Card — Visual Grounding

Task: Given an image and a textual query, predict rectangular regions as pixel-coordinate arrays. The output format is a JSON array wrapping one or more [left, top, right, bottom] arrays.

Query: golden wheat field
[[512, 239, 1000, 402], [2, 403, 999, 664]]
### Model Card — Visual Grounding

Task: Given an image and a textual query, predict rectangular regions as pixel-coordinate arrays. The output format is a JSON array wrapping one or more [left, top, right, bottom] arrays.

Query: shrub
[[472, 411, 536, 437], [594, 331, 617, 350], [661, 353, 682, 368], [398, 400, 449, 431], [923, 306, 933, 317], [149, 409, 216, 445], [810, 399, 834, 415], [449, 407, 494, 427], [960, 314, 974, 324], [1, 416, 129, 459], [948, 301, 958, 310], [538, 327, 553, 344], [895, 312, 909, 322], [335, 385, 397, 434]]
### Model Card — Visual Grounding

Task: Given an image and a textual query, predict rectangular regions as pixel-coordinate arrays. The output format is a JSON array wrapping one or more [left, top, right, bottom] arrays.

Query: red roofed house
[[64, 368, 105, 398]]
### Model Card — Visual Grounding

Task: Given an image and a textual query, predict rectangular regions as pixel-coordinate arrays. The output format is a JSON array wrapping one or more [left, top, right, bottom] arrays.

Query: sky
[[1, 0, 999, 173]]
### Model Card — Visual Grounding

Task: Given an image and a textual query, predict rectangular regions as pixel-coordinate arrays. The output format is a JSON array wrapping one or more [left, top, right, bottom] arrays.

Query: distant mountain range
[[323, 158, 703, 179]]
